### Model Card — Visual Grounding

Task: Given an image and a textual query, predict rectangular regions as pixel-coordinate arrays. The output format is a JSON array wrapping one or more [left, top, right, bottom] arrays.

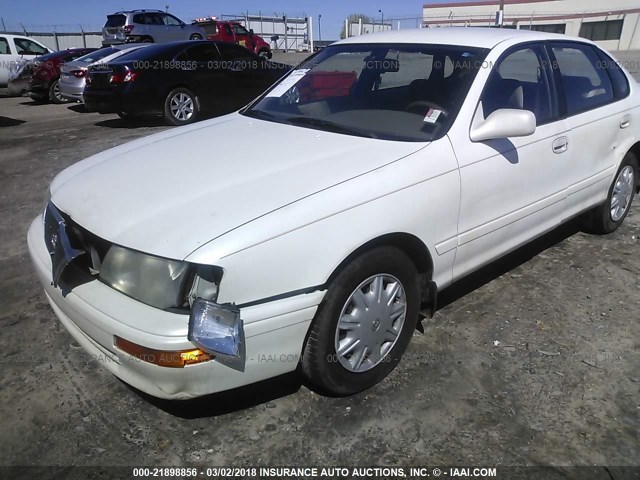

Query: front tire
[[583, 152, 637, 235], [163, 88, 199, 126], [301, 247, 420, 396], [190, 34, 202, 41]]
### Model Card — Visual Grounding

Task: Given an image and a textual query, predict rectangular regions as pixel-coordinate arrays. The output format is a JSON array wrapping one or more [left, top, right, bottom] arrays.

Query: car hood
[[50, 113, 427, 260]]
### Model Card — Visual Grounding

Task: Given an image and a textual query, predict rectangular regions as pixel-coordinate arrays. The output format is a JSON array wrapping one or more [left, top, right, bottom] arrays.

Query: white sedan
[[28, 28, 639, 399]]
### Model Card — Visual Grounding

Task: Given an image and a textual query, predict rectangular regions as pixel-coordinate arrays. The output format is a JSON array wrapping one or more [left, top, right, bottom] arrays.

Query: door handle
[[620, 115, 632, 129], [552, 137, 568, 154]]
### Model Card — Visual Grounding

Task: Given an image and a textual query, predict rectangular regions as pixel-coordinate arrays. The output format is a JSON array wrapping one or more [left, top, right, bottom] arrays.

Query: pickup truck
[[192, 17, 272, 58]]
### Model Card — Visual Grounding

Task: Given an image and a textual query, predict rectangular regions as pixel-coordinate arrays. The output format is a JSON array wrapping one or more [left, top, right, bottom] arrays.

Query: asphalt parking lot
[[0, 51, 639, 474]]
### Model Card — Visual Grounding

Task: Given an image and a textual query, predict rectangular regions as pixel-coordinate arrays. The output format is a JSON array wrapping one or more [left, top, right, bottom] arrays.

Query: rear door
[[548, 41, 635, 219]]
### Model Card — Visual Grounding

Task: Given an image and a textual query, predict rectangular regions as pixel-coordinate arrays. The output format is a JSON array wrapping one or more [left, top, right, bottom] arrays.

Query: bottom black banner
[[0, 466, 637, 480]]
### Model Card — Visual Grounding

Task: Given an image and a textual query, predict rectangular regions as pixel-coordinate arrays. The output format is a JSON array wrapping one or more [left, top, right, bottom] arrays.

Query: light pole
[[378, 9, 384, 32], [318, 14, 322, 41]]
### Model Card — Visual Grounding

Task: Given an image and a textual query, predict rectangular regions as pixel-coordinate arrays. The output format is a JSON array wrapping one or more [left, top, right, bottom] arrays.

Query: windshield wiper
[[286, 116, 375, 139], [242, 109, 284, 122]]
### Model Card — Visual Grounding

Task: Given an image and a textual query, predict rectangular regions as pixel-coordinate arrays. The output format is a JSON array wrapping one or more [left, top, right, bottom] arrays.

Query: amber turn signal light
[[114, 336, 214, 368]]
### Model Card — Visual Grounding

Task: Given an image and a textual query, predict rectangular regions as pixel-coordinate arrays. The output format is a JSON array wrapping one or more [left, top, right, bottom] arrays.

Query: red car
[[10, 48, 96, 103], [192, 17, 272, 58]]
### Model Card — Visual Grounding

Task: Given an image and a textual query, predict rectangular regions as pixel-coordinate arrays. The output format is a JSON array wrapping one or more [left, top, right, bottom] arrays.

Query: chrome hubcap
[[53, 82, 62, 100], [334, 274, 407, 373], [170, 93, 194, 121], [611, 165, 635, 222]]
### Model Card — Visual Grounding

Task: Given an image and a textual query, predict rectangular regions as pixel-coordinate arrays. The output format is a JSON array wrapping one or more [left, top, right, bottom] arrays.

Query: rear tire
[[163, 87, 199, 126], [141, 37, 154, 43], [49, 80, 70, 104], [582, 152, 637, 235], [190, 34, 202, 41], [300, 247, 420, 396]]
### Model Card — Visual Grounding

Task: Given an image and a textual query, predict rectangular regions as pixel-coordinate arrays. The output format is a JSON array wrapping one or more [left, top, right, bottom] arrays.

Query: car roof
[[336, 27, 582, 49], [110, 10, 165, 15]]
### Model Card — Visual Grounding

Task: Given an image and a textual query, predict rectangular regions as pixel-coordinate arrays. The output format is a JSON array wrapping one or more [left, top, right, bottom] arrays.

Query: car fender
[[185, 138, 461, 306]]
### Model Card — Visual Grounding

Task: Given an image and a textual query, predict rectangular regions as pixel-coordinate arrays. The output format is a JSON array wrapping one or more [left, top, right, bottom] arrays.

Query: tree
[[340, 13, 374, 39]]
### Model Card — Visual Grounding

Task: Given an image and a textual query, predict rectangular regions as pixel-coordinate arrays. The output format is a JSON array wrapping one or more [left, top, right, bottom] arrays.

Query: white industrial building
[[423, 0, 640, 50]]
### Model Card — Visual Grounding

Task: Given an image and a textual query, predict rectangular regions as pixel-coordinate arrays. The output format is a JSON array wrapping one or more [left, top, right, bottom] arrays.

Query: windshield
[[75, 47, 117, 63], [243, 43, 488, 142]]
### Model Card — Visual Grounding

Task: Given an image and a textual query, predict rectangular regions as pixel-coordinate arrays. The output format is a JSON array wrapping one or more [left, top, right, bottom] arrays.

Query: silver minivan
[[102, 9, 204, 45]]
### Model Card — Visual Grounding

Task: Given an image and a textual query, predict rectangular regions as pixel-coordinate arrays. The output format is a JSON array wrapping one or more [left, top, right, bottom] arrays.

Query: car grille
[[44, 202, 111, 288]]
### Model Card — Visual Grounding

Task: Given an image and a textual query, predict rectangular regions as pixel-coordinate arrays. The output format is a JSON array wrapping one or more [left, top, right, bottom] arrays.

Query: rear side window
[[105, 15, 126, 28], [596, 50, 630, 100], [551, 43, 614, 115], [0, 37, 9, 55], [132, 14, 148, 25]]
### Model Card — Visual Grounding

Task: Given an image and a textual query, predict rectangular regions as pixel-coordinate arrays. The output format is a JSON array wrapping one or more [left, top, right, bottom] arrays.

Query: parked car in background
[[0, 34, 51, 87], [29, 28, 640, 400], [84, 40, 290, 125], [192, 17, 272, 58], [102, 9, 205, 45], [8, 48, 97, 103], [59, 44, 151, 102]]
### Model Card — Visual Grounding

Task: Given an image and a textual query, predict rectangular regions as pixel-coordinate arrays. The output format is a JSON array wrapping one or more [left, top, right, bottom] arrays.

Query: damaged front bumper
[[27, 215, 325, 399]]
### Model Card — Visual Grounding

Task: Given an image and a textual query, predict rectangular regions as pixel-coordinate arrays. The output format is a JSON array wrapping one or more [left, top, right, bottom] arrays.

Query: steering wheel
[[404, 100, 447, 119]]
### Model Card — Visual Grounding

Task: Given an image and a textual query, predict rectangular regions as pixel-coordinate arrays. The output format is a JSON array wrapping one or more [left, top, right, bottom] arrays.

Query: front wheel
[[300, 247, 420, 396], [583, 152, 637, 234], [190, 34, 202, 41], [163, 88, 199, 126]]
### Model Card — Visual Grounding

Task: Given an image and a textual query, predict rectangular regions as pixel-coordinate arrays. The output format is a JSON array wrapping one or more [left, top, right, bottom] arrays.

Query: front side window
[[14, 38, 48, 55], [481, 46, 554, 125], [233, 24, 250, 36], [243, 43, 488, 142], [163, 15, 183, 26], [551, 43, 614, 115]]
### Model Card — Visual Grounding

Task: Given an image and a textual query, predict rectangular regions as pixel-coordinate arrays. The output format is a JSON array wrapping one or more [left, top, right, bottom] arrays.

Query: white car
[[0, 34, 51, 86], [28, 28, 639, 399]]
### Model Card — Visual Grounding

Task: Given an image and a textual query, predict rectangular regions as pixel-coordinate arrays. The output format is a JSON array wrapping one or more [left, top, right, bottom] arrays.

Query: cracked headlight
[[100, 245, 192, 310]]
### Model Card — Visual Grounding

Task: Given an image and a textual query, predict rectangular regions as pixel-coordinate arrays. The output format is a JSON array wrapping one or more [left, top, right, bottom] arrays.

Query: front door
[[450, 44, 572, 279]]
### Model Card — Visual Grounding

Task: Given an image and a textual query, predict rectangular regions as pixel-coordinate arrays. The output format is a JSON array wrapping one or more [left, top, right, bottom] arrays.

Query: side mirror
[[470, 107, 536, 142], [250, 29, 254, 37]]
